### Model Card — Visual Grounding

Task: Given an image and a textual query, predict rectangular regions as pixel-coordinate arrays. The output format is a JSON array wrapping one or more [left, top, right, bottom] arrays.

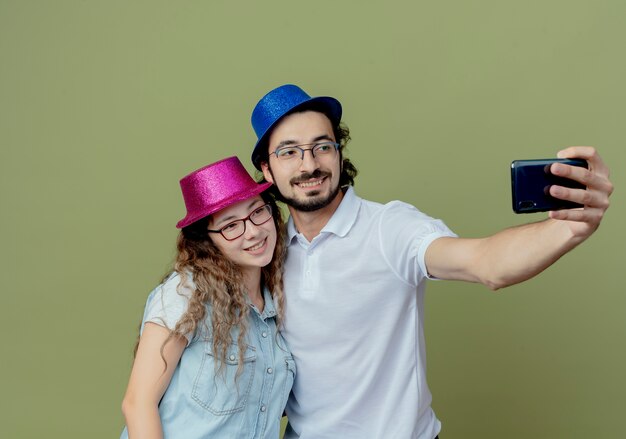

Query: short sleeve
[[140, 272, 195, 344], [378, 201, 457, 286]]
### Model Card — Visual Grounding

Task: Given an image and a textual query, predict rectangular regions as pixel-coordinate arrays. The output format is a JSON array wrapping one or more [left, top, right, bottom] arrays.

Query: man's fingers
[[549, 186, 610, 210], [556, 146, 610, 178], [550, 162, 591, 184], [550, 161, 614, 196]]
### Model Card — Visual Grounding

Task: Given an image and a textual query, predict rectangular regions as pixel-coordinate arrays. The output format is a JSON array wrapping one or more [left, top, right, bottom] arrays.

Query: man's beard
[[270, 168, 341, 212]]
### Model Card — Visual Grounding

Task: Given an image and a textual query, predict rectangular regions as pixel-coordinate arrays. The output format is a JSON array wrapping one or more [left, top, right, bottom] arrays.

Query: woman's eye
[[252, 206, 265, 216], [222, 222, 239, 232]]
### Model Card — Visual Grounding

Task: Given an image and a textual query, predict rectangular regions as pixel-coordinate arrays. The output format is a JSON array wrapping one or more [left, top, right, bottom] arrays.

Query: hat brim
[[175, 181, 272, 229], [251, 96, 342, 170]]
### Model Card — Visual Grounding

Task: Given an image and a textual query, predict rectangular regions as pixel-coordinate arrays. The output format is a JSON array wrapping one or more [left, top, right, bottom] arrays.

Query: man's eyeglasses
[[271, 141, 340, 163], [208, 204, 273, 241]]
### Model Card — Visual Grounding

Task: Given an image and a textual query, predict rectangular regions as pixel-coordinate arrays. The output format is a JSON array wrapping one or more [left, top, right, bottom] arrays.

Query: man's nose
[[299, 148, 320, 173]]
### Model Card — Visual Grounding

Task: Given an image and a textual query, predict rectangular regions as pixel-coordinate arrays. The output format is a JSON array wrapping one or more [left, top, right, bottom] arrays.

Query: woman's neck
[[242, 267, 264, 312]]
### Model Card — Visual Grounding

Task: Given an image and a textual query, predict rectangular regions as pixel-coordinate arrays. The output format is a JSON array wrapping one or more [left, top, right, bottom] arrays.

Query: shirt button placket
[[302, 243, 318, 298], [257, 319, 273, 433]]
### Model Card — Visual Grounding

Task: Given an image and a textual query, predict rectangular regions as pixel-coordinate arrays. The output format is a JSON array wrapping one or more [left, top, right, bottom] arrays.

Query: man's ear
[[260, 161, 274, 184]]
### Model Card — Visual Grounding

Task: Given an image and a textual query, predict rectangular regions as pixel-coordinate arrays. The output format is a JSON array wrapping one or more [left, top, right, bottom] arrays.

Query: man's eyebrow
[[312, 134, 334, 143], [275, 139, 298, 149], [275, 134, 334, 149]]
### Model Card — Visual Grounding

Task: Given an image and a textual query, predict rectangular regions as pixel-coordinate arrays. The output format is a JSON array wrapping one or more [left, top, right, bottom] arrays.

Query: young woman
[[120, 156, 295, 439]]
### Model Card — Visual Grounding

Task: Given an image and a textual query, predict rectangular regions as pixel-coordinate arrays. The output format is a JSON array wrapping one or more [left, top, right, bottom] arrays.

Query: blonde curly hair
[[138, 194, 286, 377]]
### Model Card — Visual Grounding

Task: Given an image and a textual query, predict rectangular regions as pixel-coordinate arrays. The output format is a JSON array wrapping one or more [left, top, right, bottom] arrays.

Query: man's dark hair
[[256, 101, 358, 188]]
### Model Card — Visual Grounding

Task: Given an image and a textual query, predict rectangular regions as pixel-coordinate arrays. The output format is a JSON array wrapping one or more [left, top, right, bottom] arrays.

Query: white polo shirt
[[281, 187, 456, 439]]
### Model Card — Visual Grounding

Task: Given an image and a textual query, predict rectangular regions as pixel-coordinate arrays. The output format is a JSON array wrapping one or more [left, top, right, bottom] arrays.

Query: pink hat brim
[[175, 181, 272, 229]]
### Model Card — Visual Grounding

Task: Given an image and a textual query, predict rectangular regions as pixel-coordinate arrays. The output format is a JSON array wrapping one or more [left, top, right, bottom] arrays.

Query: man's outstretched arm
[[425, 146, 613, 290]]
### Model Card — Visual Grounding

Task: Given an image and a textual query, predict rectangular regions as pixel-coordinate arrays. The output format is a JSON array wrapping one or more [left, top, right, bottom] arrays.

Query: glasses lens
[[275, 146, 300, 160], [250, 205, 272, 225], [313, 142, 336, 155], [221, 220, 245, 240], [219, 205, 272, 240]]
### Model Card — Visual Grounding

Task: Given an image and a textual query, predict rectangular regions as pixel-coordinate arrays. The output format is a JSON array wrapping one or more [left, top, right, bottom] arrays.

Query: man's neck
[[288, 190, 344, 242]]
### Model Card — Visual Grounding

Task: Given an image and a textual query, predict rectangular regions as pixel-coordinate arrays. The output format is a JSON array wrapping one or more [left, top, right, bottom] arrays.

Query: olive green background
[[1, 1, 624, 438]]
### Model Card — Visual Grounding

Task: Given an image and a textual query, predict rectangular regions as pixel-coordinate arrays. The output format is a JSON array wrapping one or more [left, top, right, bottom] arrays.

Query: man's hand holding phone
[[548, 146, 612, 236], [513, 146, 613, 240], [511, 158, 588, 213]]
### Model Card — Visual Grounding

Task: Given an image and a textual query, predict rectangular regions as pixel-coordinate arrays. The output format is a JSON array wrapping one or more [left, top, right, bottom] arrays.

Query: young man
[[249, 84, 613, 439]]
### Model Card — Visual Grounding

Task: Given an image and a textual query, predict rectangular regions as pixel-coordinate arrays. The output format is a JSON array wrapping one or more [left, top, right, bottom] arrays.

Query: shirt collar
[[286, 186, 360, 242], [247, 285, 277, 320]]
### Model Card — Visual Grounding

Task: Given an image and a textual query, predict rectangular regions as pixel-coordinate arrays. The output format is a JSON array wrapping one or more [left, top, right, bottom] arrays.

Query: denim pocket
[[192, 342, 257, 415]]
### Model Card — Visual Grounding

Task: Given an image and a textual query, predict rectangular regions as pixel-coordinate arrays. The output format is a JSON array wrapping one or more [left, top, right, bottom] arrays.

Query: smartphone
[[511, 158, 588, 213]]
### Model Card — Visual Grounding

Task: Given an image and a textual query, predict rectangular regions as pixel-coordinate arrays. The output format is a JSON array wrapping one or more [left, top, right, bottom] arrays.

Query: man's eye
[[277, 148, 297, 157], [316, 144, 332, 152]]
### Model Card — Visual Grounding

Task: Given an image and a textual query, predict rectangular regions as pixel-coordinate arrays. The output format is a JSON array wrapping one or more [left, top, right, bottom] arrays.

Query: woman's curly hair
[[141, 193, 286, 377]]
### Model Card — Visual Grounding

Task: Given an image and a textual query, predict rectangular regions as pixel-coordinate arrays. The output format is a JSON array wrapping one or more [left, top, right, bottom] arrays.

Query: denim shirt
[[120, 274, 295, 439]]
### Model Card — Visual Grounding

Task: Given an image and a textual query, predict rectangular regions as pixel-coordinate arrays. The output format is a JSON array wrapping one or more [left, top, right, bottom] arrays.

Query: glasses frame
[[207, 203, 273, 241], [271, 141, 340, 162]]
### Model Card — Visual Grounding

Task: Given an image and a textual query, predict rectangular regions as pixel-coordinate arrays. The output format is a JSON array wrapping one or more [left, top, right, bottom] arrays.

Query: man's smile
[[295, 177, 325, 189]]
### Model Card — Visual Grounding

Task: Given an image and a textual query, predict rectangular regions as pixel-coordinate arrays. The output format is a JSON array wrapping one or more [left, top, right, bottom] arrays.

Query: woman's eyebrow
[[214, 199, 263, 226]]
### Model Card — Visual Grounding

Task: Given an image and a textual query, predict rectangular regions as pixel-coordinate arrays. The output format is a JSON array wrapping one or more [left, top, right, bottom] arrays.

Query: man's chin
[[284, 187, 340, 212]]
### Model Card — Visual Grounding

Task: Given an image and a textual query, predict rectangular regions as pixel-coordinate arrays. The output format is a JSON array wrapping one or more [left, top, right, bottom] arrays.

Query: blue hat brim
[[251, 96, 342, 170]]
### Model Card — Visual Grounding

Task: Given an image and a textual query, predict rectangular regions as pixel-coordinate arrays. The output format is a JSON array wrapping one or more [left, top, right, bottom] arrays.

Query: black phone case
[[511, 158, 588, 213]]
